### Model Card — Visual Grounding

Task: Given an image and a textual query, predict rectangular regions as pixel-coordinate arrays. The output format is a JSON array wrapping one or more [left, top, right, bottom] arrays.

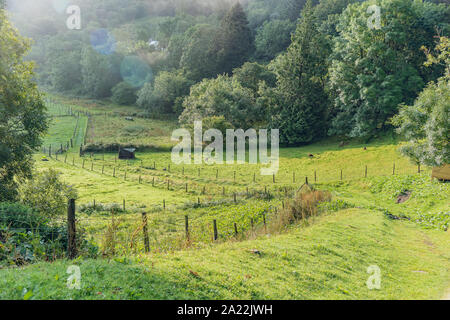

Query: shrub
[[111, 82, 137, 105], [273, 189, 332, 232], [18, 169, 78, 220], [0, 202, 98, 266]]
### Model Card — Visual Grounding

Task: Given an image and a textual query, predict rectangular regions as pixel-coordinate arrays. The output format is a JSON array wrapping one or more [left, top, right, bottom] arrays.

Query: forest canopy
[[5, 0, 450, 153]]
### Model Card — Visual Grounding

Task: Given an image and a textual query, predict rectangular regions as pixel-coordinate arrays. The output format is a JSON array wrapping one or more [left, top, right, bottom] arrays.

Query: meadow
[[6, 97, 447, 299]]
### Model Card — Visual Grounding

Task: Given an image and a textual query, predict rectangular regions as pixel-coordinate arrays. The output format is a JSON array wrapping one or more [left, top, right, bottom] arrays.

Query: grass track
[[1, 209, 448, 300]]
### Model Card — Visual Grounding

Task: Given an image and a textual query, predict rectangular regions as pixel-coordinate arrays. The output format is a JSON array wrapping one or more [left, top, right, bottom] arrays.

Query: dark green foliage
[[0, 8, 48, 201], [393, 36, 450, 166], [80, 47, 122, 98], [179, 75, 258, 129], [329, 0, 449, 138], [0, 202, 98, 266], [213, 2, 254, 75], [137, 71, 192, 114], [232, 62, 276, 94], [112, 82, 137, 105], [263, 0, 330, 145], [254, 19, 296, 61], [180, 24, 220, 81]]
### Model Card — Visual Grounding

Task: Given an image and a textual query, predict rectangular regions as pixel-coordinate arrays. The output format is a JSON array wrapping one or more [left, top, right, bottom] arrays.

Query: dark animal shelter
[[118, 147, 136, 160]]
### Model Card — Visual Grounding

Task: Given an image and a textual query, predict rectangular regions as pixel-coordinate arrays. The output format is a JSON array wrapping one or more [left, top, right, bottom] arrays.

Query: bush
[[0, 202, 98, 266], [111, 82, 137, 105], [273, 189, 332, 232], [19, 169, 78, 220]]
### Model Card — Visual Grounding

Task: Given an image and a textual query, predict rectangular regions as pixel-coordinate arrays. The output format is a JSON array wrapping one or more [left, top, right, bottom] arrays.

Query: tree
[[328, 0, 449, 138], [137, 71, 192, 114], [180, 24, 219, 81], [393, 36, 449, 166], [232, 62, 276, 95], [254, 19, 296, 61], [263, 0, 330, 145], [111, 82, 137, 105], [214, 2, 254, 75], [179, 75, 258, 129], [80, 47, 121, 98], [0, 7, 48, 200]]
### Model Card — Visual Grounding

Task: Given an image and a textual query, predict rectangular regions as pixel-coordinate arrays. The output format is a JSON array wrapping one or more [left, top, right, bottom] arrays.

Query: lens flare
[[90, 29, 116, 55], [120, 56, 153, 88]]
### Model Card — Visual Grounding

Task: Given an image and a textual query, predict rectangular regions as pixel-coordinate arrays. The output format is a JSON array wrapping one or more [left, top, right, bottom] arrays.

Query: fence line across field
[[43, 151, 427, 200], [66, 198, 276, 258]]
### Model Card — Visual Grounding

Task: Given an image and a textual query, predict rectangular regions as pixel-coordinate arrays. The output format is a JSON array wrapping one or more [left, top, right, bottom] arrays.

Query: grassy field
[[0, 208, 448, 300], [4, 96, 447, 300]]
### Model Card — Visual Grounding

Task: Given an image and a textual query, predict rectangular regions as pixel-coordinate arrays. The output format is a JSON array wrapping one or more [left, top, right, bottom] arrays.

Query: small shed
[[431, 164, 450, 181], [118, 147, 136, 160]]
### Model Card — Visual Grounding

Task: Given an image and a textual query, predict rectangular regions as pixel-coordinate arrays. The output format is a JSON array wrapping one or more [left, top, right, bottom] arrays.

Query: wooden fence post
[[365, 165, 368, 178], [233, 193, 237, 203], [393, 163, 395, 175], [142, 212, 150, 253], [123, 199, 126, 211], [67, 199, 77, 259], [263, 214, 267, 231], [163, 199, 166, 210], [273, 174, 275, 184], [185, 215, 189, 240], [113, 167, 116, 177], [234, 222, 238, 237], [340, 169, 343, 180], [213, 220, 218, 241]]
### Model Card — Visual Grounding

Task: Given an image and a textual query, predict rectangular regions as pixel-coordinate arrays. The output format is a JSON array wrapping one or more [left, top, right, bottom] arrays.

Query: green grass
[[9, 96, 446, 300], [85, 114, 178, 149], [0, 209, 448, 300]]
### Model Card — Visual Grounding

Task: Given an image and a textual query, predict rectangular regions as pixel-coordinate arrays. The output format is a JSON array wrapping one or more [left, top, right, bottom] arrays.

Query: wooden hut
[[431, 164, 450, 181], [118, 147, 136, 160]]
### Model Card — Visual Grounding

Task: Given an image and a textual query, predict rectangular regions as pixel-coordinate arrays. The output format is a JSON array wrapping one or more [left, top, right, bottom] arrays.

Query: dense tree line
[[6, 0, 450, 157]]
